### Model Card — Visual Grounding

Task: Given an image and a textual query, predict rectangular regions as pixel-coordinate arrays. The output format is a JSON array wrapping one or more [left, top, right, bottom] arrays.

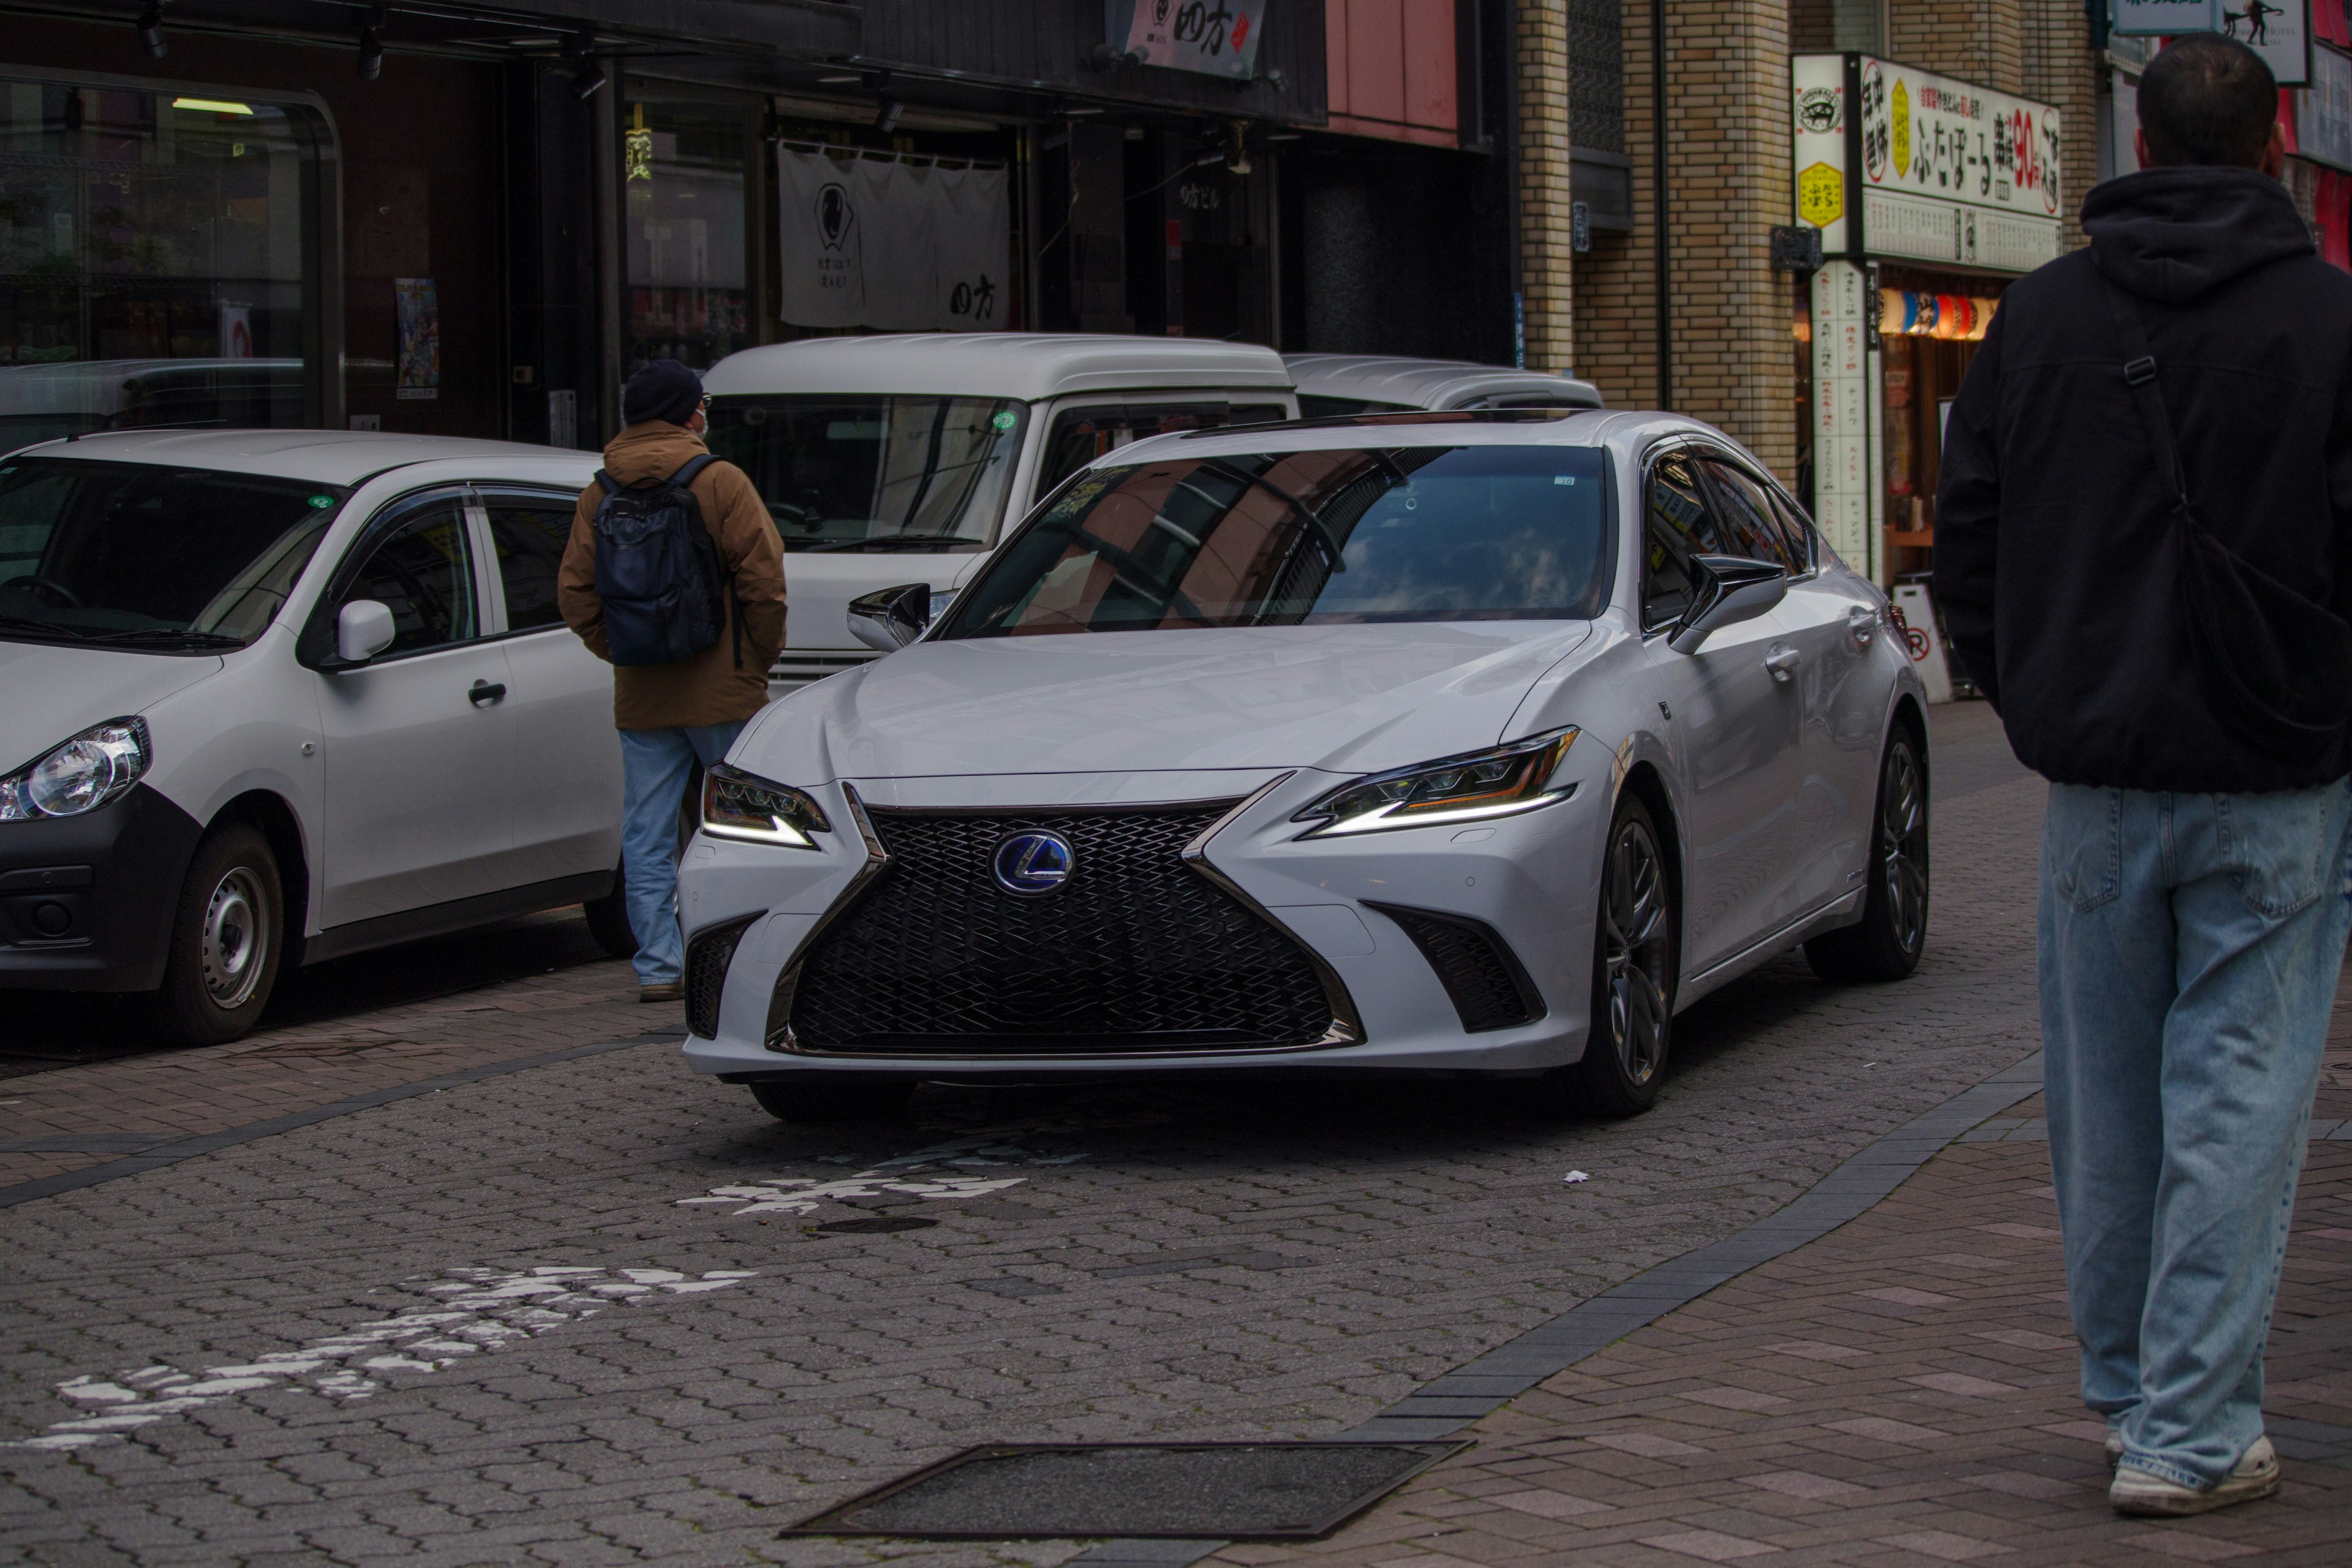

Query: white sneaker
[[2106, 1430, 2124, 1467], [2109, 1436, 2280, 1516]]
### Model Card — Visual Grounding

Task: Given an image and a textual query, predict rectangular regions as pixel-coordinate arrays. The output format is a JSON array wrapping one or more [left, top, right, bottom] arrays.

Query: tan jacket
[[558, 423, 787, 731]]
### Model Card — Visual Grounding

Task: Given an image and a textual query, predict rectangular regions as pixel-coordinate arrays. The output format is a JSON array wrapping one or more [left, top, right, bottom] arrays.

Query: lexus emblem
[[992, 830, 1074, 895]]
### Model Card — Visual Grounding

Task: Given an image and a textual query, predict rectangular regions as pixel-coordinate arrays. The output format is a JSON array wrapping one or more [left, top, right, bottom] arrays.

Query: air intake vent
[[1368, 903, 1545, 1033], [684, 915, 758, 1038]]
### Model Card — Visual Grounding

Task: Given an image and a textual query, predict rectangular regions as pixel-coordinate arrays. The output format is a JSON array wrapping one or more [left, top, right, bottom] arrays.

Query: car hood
[[746, 622, 1594, 782], [0, 640, 223, 769]]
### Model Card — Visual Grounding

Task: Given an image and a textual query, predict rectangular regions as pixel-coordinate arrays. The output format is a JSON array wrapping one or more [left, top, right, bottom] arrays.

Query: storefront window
[[624, 98, 750, 374], [0, 77, 329, 443]]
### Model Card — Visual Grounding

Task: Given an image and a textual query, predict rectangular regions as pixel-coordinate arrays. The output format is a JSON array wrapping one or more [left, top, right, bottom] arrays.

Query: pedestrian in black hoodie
[[1936, 34, 2352, 1518]]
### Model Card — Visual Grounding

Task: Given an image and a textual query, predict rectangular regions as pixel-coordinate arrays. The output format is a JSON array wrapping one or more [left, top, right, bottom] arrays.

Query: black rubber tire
[[582, 867, 638, 959], [143, 823, 284, 1047], [1805, 726, 1931, 983], [750, 1079, 914, 1125], [1567, 794, 1677, 1118]]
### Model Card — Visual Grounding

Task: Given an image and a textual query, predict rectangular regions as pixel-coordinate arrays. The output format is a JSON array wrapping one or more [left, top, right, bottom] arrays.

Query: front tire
[[145, 823, 284, 1047], [750, 1079, 914, 1125], [1804, 726, 1929, 982], [582, 865, 638, 959], [1570, 794, 1676, 1118]]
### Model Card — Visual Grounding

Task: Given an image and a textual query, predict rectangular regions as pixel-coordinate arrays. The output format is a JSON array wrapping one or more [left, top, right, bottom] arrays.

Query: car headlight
[[700, 762, 831, 848], [1292, 726, 1579, 838], [0, 718, 151, 822]]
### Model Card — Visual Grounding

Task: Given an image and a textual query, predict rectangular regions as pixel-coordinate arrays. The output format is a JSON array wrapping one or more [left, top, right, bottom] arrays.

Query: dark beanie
[[622, 359, 704, 428]]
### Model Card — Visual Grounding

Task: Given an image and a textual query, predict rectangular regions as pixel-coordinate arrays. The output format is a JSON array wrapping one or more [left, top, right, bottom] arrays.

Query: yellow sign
[[1798, 161, 1844, 227], [1891, 78, 1911, 177]]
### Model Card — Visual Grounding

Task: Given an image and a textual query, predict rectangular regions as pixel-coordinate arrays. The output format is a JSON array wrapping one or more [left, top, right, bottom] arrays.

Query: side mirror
[[336, 598, 397, 664], [848, 582, 932, 653], [1668, 555, 1787, 655]]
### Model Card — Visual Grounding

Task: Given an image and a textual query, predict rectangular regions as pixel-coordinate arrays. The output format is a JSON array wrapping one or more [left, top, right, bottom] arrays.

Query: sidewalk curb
[[1068, 1046, 2047, 1567], [0, 1031, 682, 1211]]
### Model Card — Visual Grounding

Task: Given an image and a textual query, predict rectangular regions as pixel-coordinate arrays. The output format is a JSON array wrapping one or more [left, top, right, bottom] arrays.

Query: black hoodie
[[1934, 167, 2352, 792]]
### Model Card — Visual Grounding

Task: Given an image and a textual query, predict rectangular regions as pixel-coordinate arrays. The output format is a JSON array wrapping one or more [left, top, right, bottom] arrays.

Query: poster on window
[[1121, 0, 1268, 81], [394, 277, 439, 401], [776, 146, 1009, 332]]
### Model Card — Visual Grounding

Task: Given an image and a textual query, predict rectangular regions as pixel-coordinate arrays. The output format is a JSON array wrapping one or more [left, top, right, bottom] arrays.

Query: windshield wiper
[[78, 627, 245, 650], [799, 533, 974, 552], [0, 614, 94, 641]]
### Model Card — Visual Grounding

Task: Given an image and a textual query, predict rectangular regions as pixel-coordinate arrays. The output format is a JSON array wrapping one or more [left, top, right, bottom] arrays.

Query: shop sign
[[2227, 0, 2312, 87], [2301, 43, 2352, 171], [1792, 55, 2062, 276], [1810, 260, 1879, 576], [776, 143, 1011, 332], [2113, 0, 2218, 36], [1119, 0, 1268, 81]]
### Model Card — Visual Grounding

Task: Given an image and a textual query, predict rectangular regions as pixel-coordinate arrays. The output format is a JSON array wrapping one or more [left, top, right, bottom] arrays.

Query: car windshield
[[936, 443, 1611, 638], [703, 394, 1026, 552], [0, 456, 346, 650]]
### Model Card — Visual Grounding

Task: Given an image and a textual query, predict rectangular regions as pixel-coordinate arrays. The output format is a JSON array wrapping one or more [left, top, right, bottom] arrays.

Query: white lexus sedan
[[677, 410, 1929, 1121]]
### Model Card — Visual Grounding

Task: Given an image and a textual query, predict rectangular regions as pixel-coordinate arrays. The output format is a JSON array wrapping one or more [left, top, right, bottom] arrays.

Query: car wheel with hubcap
[[750, 1079, 914, 1125], [1804, 726, 1929, 982], [1570, 794, 1676, 1118], [146, 823, 284, 1047]]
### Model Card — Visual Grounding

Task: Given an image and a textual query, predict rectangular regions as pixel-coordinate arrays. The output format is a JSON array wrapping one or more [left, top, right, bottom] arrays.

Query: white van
[[0, 430, 630, 1045], [697, 334, 1297, 692]]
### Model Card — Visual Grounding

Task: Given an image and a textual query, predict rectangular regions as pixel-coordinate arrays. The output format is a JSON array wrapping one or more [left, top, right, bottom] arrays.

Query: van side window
[[1039, 404, 1235, 491], [341, 500, 478, 655]]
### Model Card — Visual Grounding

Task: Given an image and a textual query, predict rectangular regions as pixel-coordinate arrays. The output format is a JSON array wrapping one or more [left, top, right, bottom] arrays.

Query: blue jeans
[[618, 722, 746, 986], [2040, 777, 2352, 1490]]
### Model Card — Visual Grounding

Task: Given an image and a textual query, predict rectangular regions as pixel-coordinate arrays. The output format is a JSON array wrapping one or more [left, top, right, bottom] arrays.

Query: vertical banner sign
[[2113, 0, 2220, 34], [394, 278, 439, 401], [1124, 0, 1268, 80], [2302, 45, 2352, 170], [776, 145, 1010, 332], [2225, 0, 2313, 87], [1811, 260, 1876, 575], [1792, 55, 1850, 254]]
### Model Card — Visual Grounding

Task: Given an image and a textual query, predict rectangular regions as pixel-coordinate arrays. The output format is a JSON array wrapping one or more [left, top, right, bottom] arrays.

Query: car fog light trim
[[0, 717, 151, 822], [701, 763, 831, 848], [1292, 726, 1579, 838]]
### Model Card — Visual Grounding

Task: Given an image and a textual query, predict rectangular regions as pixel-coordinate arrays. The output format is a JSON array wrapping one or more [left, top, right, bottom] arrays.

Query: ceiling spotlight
[[356, 7, 385, 80], [874, 98, 902, 134], [136, 4, 166, 60]]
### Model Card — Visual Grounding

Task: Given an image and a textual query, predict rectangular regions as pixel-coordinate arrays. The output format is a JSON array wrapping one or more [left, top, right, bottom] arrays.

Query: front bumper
[[0, 782, 203, 992], [676, 764, 1608, 1082]]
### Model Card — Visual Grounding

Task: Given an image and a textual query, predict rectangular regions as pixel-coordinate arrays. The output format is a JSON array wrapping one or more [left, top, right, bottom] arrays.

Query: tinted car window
[[486, 497, 574, 631], [1766, 488, 1817, 571], [938, 443, 1611, 638], [0, 457, 344, 649], [341, 500, 477, 656], [704, 394, 1025, 552], [1698, 456, 1797, 572], [1642, 450, 1722, 631]]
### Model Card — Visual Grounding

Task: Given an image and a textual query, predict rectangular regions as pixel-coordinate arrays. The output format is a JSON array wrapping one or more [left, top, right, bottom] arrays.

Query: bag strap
[[664, 452, 721, 494], [593, 470, 617, 497], [2097, 273, 2196, 522]]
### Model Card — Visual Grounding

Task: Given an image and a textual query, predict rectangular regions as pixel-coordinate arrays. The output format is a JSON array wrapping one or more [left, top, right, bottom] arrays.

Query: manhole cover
[[783, 1441, 1467, 1540], [815, 1216, 937, 1234]]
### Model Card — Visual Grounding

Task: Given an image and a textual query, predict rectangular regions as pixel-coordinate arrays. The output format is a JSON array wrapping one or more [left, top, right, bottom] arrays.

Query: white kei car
[[676, 410, 1931, 1122], [0, 430, 630, 1044]]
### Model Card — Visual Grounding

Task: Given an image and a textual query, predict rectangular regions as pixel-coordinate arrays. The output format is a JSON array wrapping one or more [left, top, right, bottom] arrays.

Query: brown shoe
[[638, 981, 685, 1003]]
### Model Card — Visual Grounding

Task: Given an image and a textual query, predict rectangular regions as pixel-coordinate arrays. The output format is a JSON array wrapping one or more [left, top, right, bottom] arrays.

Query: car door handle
[[1846, 605, 1879, 647], [1764, 647, 1801, 681], [469, 680, 507, 706]]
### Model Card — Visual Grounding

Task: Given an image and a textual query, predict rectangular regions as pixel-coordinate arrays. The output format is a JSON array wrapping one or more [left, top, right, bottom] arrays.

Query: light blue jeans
[[2041, 777, 2352, 1490], [618, 721, 746, 986]]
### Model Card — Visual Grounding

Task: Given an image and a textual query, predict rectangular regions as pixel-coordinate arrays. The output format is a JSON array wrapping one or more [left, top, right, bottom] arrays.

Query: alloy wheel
[[1879, 741, 1928, 957], [1602, 817, 1672, 1087], [200, 865, 270, 1011]]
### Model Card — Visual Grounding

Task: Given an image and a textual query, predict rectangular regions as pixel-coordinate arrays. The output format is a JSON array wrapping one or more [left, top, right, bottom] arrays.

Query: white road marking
[[2, 1265, 755, 1452], [682, 1134, 1087, 1217]]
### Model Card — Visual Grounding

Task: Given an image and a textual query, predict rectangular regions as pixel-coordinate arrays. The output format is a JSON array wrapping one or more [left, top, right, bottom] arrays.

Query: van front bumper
[[0, 784, 203, 992]]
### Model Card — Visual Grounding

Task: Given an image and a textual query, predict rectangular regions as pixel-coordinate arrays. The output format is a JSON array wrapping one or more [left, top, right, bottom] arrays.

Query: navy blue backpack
[[589, 453, 738, 668]]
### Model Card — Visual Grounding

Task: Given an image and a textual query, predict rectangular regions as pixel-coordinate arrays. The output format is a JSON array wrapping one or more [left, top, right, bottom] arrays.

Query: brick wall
[[1518, 0, 1577, 372], [1890, 0, 2026, 94]]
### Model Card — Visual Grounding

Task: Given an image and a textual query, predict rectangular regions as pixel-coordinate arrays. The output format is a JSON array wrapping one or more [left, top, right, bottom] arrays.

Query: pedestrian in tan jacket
[[557, 359, 786, 1001]]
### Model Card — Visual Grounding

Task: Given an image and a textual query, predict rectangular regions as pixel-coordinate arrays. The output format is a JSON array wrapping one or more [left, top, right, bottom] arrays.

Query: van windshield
[[936, 443, 1612, 638], [704, 394, 1026, 552], [0, 457, 345, 652]]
